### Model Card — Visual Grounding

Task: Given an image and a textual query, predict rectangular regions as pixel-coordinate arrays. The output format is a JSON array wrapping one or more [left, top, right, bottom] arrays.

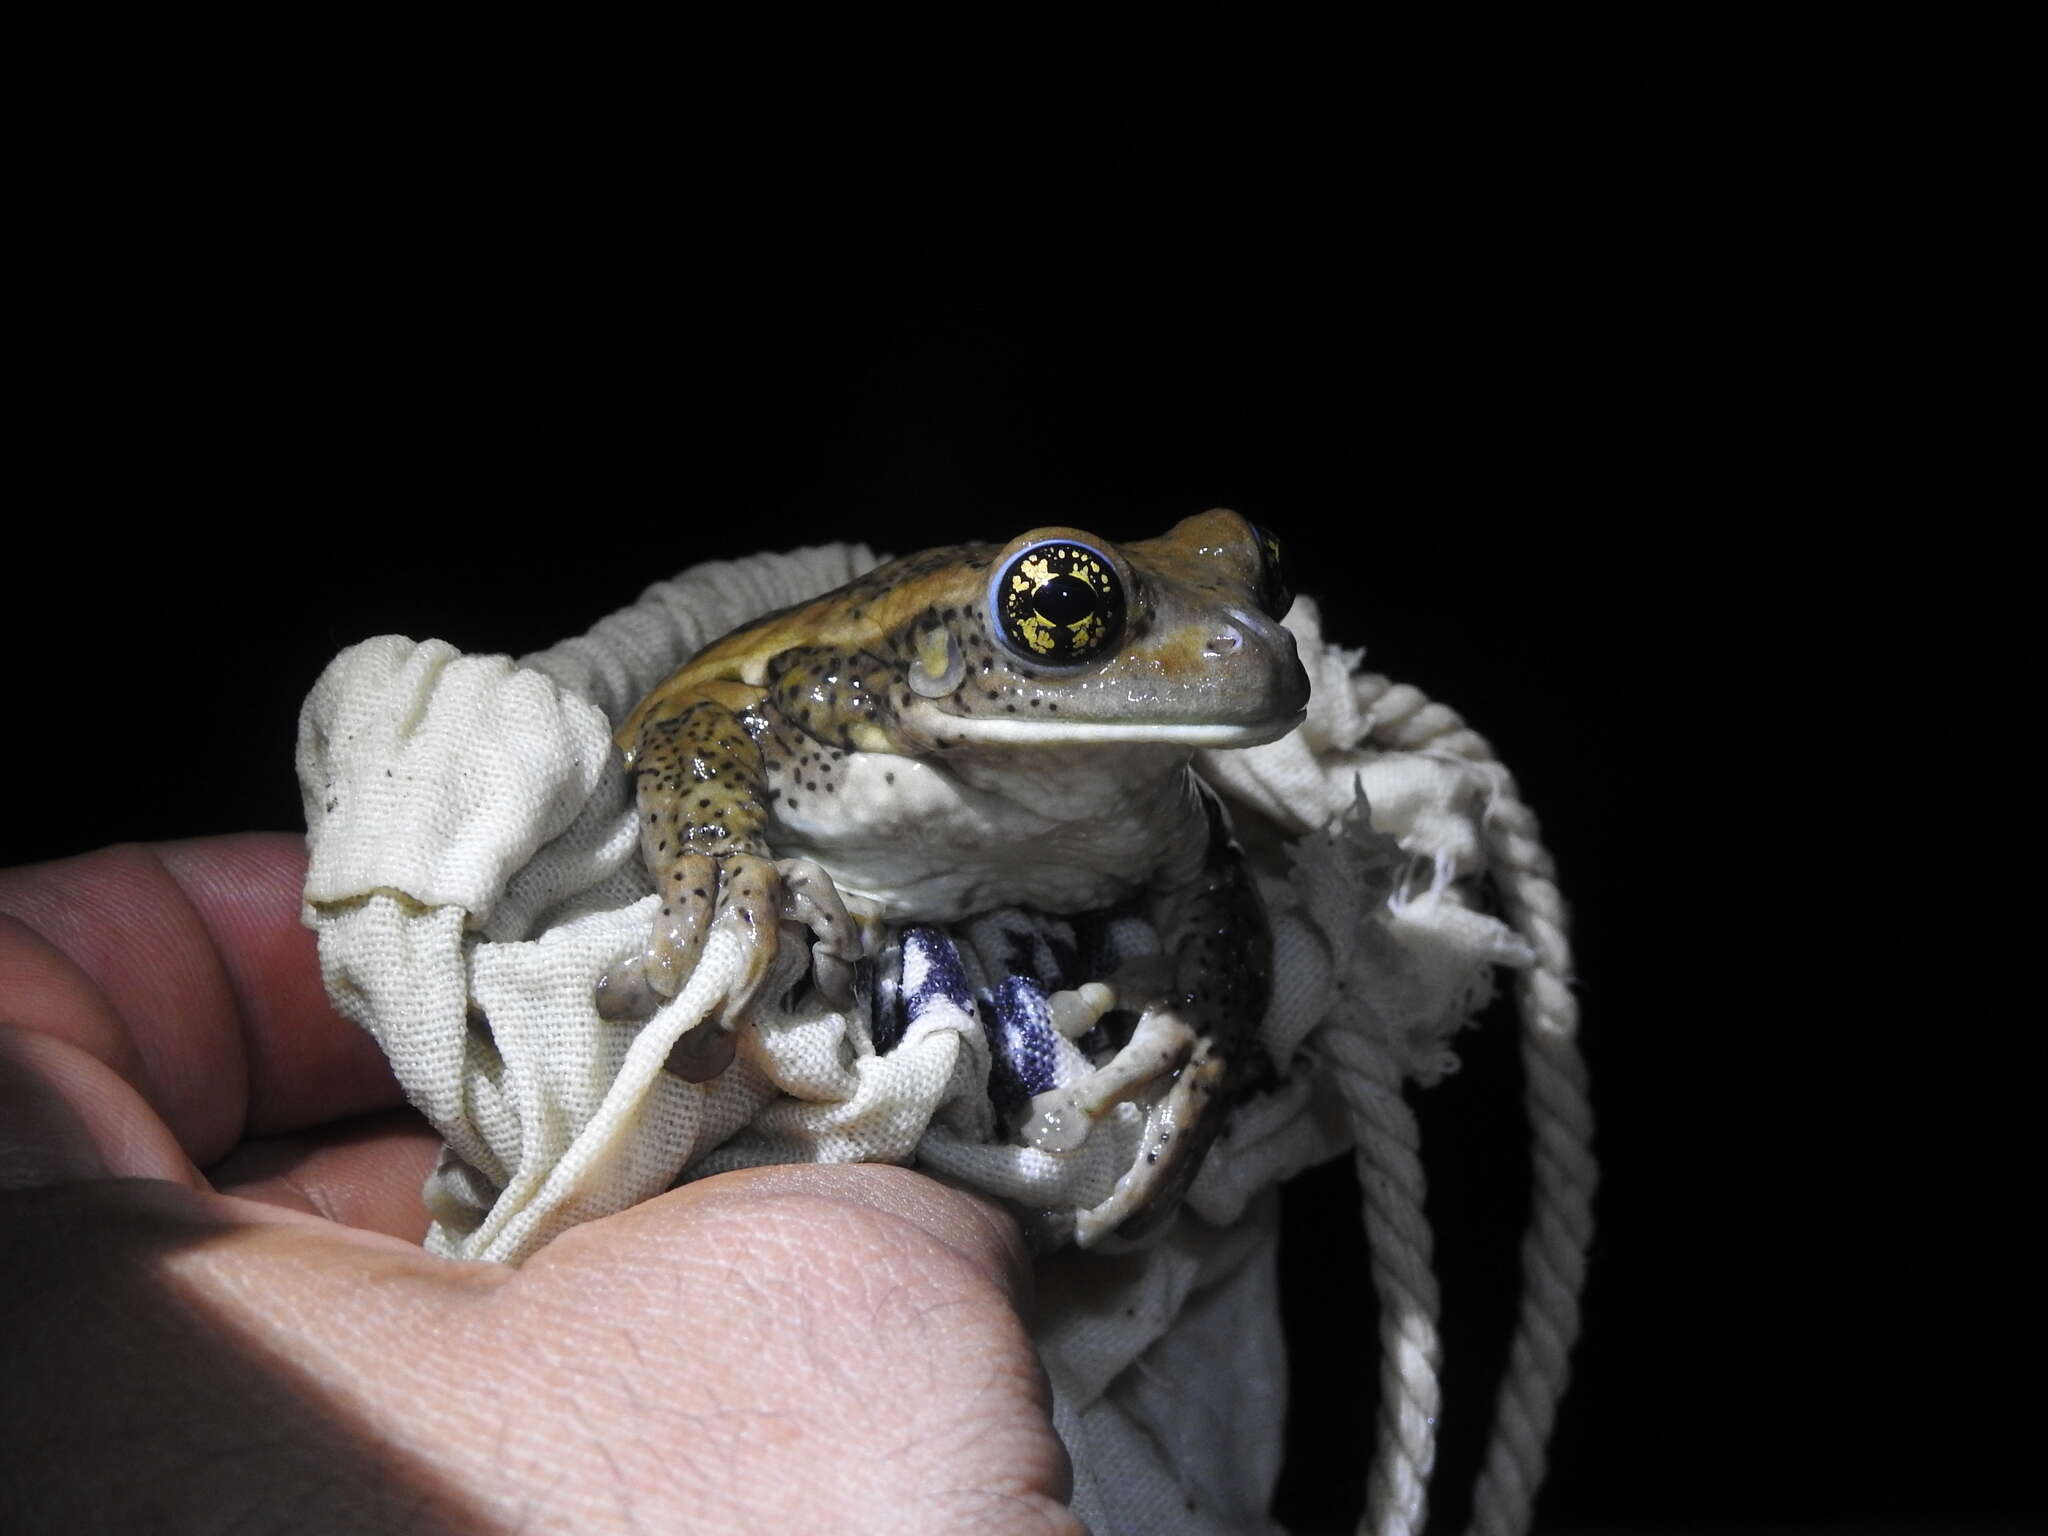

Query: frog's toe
[[656, 854, 724, 985], [1019, 1002, 1235, 1246], [599, 853, 720, 1019], [1073, 1045, 1229, 1247], [595, 958, 663, 1021], [664, 1018, 740, 1082], [775, 857, 860, 1008], [706, 851, 785, 1022], [1021, 1003, 1198, 1150]]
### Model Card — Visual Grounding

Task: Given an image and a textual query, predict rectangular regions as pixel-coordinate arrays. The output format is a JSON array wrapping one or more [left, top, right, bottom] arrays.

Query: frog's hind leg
[[1092, 1036, 1235, 1247], [1019, 1002, 1231, 1246], [1018, 1002, 1198, 1152], [1022, 781, 1275, 1245]]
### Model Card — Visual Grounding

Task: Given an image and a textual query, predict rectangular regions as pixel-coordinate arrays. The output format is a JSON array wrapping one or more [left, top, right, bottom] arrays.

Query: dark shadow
[[0, 1092, 492, 1532]]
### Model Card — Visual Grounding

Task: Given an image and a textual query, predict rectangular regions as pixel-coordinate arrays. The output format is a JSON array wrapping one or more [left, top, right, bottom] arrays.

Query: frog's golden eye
[[988, 539, 1127, 669], [1251, 522, 1292, 620]]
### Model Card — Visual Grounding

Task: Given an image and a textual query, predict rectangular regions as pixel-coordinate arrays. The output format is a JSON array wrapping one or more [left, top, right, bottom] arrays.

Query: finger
[[153, 837, 399, 1135], [0, 835, 399, 1165], [0, 1023, 204, 1189], [0, 1016, 437, 1244], [206, 1108, 443, 1242], [0, 910, 150, 1089]]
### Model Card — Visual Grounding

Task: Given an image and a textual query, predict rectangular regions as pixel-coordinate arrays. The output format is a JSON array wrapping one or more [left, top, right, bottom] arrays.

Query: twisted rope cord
[[1354, 678, 1597, 1536], [1323, 1021, 1441, 1536]]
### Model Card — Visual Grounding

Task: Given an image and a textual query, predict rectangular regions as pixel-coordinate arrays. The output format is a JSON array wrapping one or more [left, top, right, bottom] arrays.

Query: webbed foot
[[1019, 1000, 1234, 1246], [774, 856, 859, 1009], [598, 853, 862, 1079]]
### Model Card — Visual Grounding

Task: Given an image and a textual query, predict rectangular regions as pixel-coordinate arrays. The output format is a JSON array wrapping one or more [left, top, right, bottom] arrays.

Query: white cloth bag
[[298, 544, 1536, 1535]]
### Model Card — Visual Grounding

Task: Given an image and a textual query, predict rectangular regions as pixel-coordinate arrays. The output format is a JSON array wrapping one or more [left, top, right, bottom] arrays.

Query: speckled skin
[[603, 509, 1309, 1240]]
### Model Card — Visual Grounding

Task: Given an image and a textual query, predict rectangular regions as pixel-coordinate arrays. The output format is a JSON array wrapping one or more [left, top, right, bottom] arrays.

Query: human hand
[[1, 836, 1076, 1534]]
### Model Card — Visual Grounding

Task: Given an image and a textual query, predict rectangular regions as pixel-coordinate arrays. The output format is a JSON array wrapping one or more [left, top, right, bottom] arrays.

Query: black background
[[10, 8, 1972, 1533]]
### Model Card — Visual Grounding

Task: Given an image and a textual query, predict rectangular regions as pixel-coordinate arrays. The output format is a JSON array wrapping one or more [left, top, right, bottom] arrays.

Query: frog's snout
[[1217, 605, 1310, 721], [1278, 647, 1312, 717]]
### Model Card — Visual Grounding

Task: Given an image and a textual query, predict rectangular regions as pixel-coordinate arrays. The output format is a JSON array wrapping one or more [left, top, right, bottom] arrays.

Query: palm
[[2, 836, 1075, 1534]]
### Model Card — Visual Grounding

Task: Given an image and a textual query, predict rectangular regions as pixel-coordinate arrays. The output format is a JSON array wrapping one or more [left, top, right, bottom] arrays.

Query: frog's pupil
[[1034, 574, 1095, 625]]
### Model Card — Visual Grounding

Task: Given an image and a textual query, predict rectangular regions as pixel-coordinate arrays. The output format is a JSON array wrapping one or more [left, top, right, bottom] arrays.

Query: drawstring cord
[[1339, 676, 1596, 1536]]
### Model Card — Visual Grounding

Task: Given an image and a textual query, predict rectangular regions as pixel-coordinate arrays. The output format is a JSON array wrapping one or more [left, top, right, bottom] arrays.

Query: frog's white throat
[[774, 737, 1217, 921], [928, 721, 1283, 829]]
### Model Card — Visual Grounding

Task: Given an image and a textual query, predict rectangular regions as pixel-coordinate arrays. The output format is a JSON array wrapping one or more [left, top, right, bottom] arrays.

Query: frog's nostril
[[1204, 625, 1245, 658]]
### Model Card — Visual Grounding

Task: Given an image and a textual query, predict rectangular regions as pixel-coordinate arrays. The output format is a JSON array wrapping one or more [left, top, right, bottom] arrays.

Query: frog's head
[[896, 509, 1310, 751]]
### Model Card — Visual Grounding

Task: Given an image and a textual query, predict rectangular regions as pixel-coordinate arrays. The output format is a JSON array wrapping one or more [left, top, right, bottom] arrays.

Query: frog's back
[[619, 543, 995, 745]]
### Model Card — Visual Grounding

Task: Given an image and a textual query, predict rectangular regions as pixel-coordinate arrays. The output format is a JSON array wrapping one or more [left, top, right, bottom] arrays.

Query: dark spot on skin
[[885, 772, 895, 785]]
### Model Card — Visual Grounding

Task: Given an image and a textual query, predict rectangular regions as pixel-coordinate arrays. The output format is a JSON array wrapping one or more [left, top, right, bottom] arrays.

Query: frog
[[600, 508, 1309, 1243]]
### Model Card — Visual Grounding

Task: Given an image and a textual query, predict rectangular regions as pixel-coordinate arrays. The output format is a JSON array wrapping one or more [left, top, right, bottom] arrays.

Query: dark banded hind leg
[[1022, 783, 1273, 1244]]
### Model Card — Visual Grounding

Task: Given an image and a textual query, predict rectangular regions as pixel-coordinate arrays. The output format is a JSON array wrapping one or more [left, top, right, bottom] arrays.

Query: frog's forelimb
[[597, 691, 858, 1060]]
